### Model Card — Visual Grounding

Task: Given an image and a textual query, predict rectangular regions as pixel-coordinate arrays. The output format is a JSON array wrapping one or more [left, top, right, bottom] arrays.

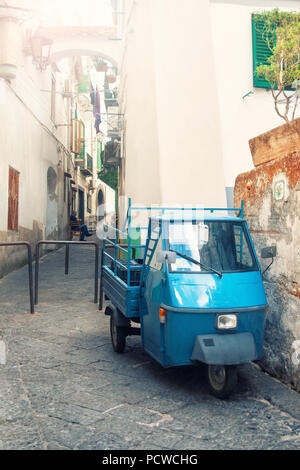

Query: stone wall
[[0, 222, 43, 279], [234, 148, 300, 391]]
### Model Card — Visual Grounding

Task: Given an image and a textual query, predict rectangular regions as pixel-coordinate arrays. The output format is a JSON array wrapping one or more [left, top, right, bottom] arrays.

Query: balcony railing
[[80, 153, 93, 177]]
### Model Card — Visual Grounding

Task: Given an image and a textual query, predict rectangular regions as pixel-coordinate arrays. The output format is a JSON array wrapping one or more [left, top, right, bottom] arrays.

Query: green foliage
[[98, 167, 118, 191], [254, 9, 300, 122]]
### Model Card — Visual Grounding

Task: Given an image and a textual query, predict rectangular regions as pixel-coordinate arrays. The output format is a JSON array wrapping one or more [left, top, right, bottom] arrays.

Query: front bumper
[[191, 332, 257, 365]]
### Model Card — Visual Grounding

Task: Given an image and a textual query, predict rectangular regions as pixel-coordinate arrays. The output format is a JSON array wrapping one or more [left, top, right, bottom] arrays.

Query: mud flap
[[191, 332, 257, 365], [104, 302, 131, 328]]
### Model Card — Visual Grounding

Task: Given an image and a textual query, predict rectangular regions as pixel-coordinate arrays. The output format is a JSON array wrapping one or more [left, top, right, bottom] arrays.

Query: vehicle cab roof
[[150, 211, 244, 223]]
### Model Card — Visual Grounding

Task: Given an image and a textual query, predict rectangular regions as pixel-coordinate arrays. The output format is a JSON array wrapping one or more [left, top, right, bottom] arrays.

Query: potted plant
[[106, 73, 116, 84], [250, 9, 300, 166], [94, 57, 108, 72]]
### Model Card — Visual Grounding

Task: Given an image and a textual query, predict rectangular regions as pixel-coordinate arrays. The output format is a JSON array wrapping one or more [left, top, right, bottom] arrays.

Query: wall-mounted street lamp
[[30, 35, 52, 71]]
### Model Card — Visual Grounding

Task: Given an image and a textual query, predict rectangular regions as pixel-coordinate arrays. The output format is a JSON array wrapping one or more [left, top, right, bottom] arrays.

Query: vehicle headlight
[[217, 314, 237, 330]]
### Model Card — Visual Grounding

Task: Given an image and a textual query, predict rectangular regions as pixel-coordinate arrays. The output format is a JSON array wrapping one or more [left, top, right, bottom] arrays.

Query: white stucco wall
[[120, 0, 227, 208], [210, 0, 300, 188], [0, 39, 70, 238], [0, 79, 62, 234], [120, 0, 299, 209], [119, 0, 162, 206]]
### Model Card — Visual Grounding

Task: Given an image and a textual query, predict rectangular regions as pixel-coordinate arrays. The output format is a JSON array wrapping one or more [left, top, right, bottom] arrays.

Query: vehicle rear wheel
[[206, 364, 237, 399], [110, 314, 126, 353]]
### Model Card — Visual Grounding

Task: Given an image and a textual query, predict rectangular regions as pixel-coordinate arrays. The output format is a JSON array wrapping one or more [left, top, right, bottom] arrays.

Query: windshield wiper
[[170, 249, 223, 278]]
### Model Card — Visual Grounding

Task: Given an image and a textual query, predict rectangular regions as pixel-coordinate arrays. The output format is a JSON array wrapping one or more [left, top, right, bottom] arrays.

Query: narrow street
[[0, 245, 299, 451]]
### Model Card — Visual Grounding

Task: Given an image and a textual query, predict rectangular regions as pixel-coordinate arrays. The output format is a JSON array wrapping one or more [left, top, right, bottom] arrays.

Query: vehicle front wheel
[[206, 364, 237, 399], [110, 314, 126, 353]]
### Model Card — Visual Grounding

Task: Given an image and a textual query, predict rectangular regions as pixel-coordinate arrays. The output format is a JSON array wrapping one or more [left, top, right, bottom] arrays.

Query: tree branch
[[292, 93, 299, 121], [272, 88, 289, 122]]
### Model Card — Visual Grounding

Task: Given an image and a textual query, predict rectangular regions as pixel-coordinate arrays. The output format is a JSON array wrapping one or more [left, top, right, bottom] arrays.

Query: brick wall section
[[249, 118, 300, 167], [234, 150, 300, 391]]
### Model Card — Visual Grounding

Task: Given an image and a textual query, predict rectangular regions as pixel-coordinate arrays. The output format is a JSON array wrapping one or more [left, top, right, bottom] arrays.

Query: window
[[233, 224, 254, 269], [71, 119, 85, 155], [80, 121, 85, 161], [149, 235, 163, 271], [168, 221, 258, 273], [87, 194, 92, 213], [252, 13, 275, 88], [71, 190, 76, 212], [252, 13, 295, 91], [8, 167, 19, 232], [97, 139, 102, 171]]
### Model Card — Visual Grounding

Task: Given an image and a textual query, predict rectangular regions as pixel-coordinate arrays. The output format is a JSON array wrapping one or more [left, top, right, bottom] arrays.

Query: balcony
[[80, 153, 93, 177], [104, 91, 118, 108], [103, 139, 120, 169]]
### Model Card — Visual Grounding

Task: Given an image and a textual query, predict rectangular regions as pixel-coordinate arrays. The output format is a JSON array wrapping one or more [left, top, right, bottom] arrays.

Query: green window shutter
[[77, 75, 89, 93], [97, 139, 102, 171], [252, 14, 276, 88], [80, 121, 85, 168]]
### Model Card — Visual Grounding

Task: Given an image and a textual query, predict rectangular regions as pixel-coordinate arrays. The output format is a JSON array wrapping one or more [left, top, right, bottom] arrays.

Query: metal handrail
[[129, 205, 244, 213], [0, 242, 34, 314], [100, 199, 244, 299], [120, 198, 244, 239], [34, 241, 99, 305]]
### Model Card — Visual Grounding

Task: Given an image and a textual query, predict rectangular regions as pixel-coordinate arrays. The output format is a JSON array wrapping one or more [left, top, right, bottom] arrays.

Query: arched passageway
[[37, 26, 121, 67]]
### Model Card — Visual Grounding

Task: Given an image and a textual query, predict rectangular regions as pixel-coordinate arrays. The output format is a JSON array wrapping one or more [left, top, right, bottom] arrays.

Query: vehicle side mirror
[[261, 245, 277, 277], [156, 250, 176, 264], [261, 246, 277, 259]]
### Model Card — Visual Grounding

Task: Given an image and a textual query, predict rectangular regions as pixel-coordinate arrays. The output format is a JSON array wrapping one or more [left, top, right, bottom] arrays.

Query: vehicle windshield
[[167, 220, 258, 273]]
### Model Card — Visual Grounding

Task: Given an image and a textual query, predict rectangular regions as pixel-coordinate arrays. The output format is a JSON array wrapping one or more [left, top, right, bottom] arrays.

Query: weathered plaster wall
[[234, 150, 300, 391], [0, 59, 69, 277]]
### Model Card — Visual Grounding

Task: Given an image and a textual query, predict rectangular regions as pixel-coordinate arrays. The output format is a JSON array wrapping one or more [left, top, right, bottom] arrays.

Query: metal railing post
[[34, 241, 99, 306], [34, 242, 40, 305], [94, 242, 99, 304], [65, 244, 69, 275], [26, 243, 34, 314], [99, 245, 104, 311]]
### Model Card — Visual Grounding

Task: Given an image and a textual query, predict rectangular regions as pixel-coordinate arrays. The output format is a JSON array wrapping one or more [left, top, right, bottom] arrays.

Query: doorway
[[97, 189, 105, 221], [78, 188, 85, 223]]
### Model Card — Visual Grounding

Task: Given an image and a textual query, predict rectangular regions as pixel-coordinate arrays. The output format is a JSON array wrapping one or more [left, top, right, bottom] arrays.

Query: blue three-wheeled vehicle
[[100, 201, 272, 398]]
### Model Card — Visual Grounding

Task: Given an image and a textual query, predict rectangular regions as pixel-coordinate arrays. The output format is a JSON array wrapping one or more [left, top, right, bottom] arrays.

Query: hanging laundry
[[94, 87, 101, 116], [94, 114, 101, 134]]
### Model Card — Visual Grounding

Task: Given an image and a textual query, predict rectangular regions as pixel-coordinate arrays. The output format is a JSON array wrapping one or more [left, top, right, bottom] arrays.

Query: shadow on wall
[[46, 167, 58, 240]]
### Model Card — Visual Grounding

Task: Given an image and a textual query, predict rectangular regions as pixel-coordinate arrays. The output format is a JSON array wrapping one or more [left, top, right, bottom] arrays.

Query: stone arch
[[48, 30, 121, 68], [51, 48, 119, 69], [36, 24, 121, 67]]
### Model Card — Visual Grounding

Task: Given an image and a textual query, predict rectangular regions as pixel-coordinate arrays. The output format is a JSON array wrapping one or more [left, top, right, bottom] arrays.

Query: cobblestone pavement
[[0, 243, 299, 450]]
